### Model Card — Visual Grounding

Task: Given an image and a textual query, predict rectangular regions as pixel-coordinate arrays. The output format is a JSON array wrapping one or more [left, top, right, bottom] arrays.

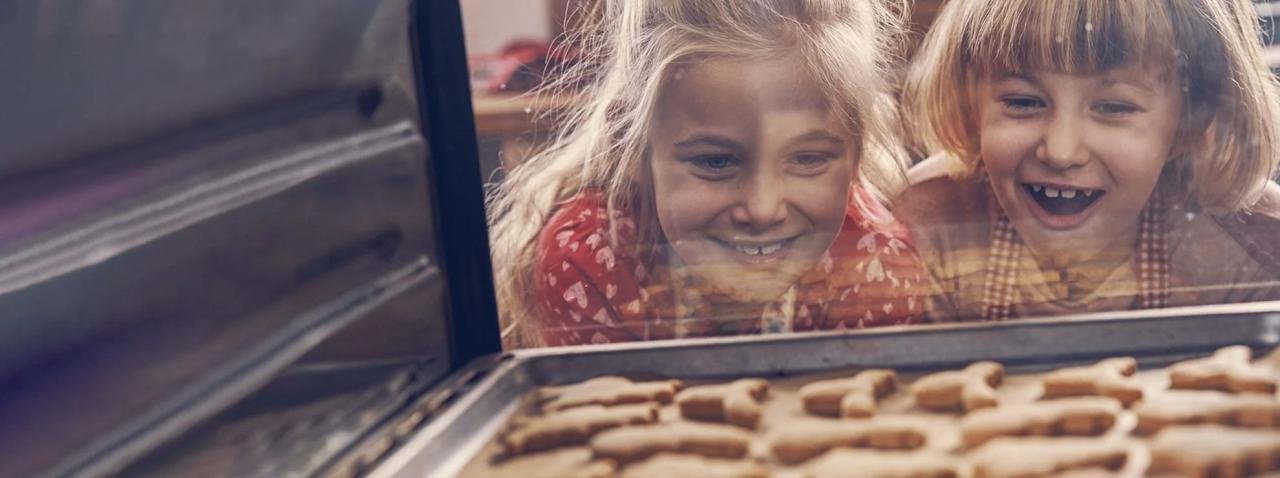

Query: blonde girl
[[489, 0, 927, 348], [899, 0, 1280, 321]]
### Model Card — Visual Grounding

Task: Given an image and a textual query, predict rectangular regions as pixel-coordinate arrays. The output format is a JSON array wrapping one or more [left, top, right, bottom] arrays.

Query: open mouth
[[1023, 183, 1105, 216], [712, 237, 798, 259]]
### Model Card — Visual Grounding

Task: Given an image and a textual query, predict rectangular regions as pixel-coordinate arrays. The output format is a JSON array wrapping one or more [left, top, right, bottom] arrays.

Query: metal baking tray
[[367, 301, 1280, 478]]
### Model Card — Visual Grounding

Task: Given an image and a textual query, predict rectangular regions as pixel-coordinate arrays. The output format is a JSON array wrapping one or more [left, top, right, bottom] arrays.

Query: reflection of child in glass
[[488, 0, 927, 348], [897, 0, 1280, 321]]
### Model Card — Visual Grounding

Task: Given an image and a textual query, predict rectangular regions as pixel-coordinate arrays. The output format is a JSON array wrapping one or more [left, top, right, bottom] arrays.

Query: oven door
[[0, 1, 497, 476]]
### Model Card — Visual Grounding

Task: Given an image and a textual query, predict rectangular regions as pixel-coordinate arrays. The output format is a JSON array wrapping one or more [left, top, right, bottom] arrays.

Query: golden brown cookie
[[800, 449, 961, 478], [799, 369, 897, 418], [960, 397, 1122, 448], [769, 417, 930, 464], [590, 422, 753, 465], [967, 437, 1131, 478], [615, 454, 768, 478], [1149, 425, 1280, 478], [540, 377, 683, 412], [1170, 346, 1278, 395], [1133, 390, 1280, 435], [676, 378, 769, 429], [502, 404, 660, 455], [1041, 357, 1143, 406], [912, 362, 1004, 413]]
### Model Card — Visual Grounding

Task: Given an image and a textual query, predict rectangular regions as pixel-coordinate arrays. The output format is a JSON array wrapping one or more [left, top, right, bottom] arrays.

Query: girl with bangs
[[488, 0, 928, 348], [898, 0, 1280, 322]]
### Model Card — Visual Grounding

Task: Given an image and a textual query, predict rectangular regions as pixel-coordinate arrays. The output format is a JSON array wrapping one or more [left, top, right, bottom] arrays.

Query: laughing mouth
[[1023, 183, 1105, 215], [714, 237, 796, 257]]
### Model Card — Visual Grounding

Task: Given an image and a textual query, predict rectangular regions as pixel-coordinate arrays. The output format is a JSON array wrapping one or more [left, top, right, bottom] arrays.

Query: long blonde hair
[[905, 0, 1280, 211], [487, 0, 911, 348]]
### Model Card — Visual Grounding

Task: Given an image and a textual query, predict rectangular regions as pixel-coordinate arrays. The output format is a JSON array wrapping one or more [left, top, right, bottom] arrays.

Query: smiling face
[[977, 64, 1185, 269], [648, 56, 853, 302]]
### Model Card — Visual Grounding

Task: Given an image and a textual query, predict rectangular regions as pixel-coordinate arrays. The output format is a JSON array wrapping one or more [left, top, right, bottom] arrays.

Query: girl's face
[[648, 56, 853, 302], [977, 64, 1184, 267]]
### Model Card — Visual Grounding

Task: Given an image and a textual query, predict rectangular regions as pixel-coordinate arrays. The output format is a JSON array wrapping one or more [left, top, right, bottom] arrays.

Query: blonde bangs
[[962, 0, 1179, 77]]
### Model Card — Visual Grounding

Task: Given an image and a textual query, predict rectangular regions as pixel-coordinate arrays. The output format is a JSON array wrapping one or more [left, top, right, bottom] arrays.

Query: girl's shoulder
[[537, 190, 638, 253], [893, 155, 992, 245], [1208, 182, 1280, 272]]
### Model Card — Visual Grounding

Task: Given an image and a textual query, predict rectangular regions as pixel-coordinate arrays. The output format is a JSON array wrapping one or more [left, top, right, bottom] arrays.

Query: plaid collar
[[981, 193, 1169, 320]]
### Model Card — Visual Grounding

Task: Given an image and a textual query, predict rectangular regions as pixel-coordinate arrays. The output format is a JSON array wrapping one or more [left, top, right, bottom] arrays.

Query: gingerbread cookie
[[770, 417, 930, 464], [570, 461, 618, 478], [1150, 425, 1280, 478], [1041, 357, 1143, 406], [800, 449, 961, 478], [1133, 390, 1280, 435], [502, 404, 660, 455], [800, 369, 897, 418], [967, 437, 1131, 478], [1169, 346, 1277, 395], [676, 378, 769, 429], [590, 422, 753, 465], [960, 397, 1122, 448], [912, 362, 1003, 413], [540, 377, 683, 412], [615, 454, 768, 478]]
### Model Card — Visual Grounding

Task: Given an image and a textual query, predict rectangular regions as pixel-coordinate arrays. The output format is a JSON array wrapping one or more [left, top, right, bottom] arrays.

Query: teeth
[[1045, 188, 1060, 198], [1060, 189, 1077, 199], [734, 242, 785, 256], [1083, 190, 1095, 197], [1032, 185, 1043, 192]]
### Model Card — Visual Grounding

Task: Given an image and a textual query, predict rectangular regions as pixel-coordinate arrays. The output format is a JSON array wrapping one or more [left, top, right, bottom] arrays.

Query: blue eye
[[1093, 101, 1141, 116], [690, 154, 737, 170], [1001, 95, 1046, 113], [792, 152, 834, 167]]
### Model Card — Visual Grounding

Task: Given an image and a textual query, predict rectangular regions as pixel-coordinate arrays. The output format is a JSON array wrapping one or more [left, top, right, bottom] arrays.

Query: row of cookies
[[494, 345, 1280, 477]]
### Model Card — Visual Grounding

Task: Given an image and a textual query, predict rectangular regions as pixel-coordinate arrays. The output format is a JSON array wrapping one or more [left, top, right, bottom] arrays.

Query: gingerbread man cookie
[[800, 369, 897, 418], [590, 422, 753, 465], [676, 378, 769, 429], [1041, 357, 1144, 406], [615, 454, 768, 478], [502, 404, 660, 455], [966, 437, 1132, 478], [800, 449, 961, 478], [770, 417, 930, 464], [540, 377, 683, 412], [1150, 425, 1280, 478], [912, 362, 1003, 413], [960, 397, 1122, 448], [1133, 390, 1280, 435], [1169, 346, 1277, 395]]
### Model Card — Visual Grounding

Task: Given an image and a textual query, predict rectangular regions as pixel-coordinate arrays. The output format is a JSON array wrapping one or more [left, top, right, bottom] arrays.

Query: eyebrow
[[1100, 77, 1155, 93], [790, 129, 846, 146], [673, 134, 741, 149], [994, 72, 1040, 86]]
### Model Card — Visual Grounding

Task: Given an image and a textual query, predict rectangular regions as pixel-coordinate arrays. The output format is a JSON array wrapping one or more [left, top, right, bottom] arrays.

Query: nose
[[1036, 112, 1090, 169], [730, 170, 788, 230]]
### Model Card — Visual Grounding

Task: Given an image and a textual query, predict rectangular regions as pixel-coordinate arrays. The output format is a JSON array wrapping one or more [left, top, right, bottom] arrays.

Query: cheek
[[978, 119, 1037, 177], [796, 165, 853, 232], [1096, 128, 1175, 190], [650, 163, 727, 240]]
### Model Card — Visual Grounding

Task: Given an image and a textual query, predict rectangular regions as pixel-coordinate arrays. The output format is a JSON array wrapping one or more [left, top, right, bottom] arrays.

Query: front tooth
[[1045, 188, 1060, 198], [1061, 189, 1077, 199], [761, 243, 781, 255]]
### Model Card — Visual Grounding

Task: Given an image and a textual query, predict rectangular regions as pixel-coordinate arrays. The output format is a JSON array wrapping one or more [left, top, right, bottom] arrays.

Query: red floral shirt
[[532, 189, 926, 346]]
